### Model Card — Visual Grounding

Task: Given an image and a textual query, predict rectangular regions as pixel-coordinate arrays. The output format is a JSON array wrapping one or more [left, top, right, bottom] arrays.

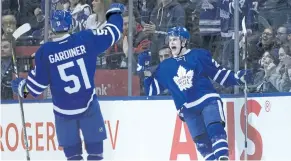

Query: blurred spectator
[[40, 0, 66, 12], [2, 0, 19, 16], [248, 27, 277, 70], [199, 0, 220, 43], [158, 45, 172, 62], [275, 25, 291, 47], [1, 39, 14, 100], [1, 15, 17, 40], [268, 43, 291, 92], [257, 0, 291, 30], [86, 0, 111, 30], [16, 0, 40, 28], [119, 11, 150, 69], [30, 5, 45, 41], [143, 0, 185, 65], [69, 0, 92, 33], [182, 0, 201, 48], [136, 0, 156, 24], [255, 50, 280, 92], [219, 0, 254, 70]]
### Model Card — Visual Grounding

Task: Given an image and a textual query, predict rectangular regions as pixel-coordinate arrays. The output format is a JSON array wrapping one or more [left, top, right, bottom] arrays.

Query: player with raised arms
[[137, 26, 252, 160], [11, 3, 124, 161]]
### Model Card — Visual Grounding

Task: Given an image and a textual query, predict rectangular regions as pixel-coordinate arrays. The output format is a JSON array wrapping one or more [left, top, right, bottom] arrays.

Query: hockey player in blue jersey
[[10, 3, 124, 161], [137, 26, 252, 160]]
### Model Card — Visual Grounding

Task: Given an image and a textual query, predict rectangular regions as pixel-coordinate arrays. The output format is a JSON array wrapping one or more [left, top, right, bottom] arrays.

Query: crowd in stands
[[2, 0, 291, 100]]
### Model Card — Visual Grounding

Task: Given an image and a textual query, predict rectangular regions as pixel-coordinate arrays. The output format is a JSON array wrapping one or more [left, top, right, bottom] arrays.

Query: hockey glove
[[106, 3, 125, 20], [137, 50, 151, 73], [236, 70, 253, 85], [11, 78, 28, 98]]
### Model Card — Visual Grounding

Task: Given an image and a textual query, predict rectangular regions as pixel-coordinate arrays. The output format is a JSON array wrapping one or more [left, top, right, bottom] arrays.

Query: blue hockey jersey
[[199, 0, 221, 36], [220, 0, 254, 38], [144, 49, 242, 111], [25, 14, 122, 117]]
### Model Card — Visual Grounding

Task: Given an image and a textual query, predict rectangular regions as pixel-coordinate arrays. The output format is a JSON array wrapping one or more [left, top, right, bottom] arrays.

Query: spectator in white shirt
[[86, 0, 111, 29]]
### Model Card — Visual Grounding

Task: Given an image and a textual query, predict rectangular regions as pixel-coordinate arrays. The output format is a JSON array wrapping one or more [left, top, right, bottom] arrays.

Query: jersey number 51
[[57, 58, 91, 94]]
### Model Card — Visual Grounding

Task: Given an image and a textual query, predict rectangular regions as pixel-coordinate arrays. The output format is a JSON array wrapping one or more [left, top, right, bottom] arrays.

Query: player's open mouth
[[171, 46, 177, 50]]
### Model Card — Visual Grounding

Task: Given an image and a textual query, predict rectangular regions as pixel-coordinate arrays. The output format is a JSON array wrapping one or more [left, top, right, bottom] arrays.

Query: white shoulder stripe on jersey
[[28, 76, 47, 89], [220, 70, 231, 86], [153, 78, 160, 95], [105, 26, 115, 46], [53, 89, 96, 115], [105, 23, 121, 41], [213, 69, 222, 81], [31, 70, 36, 76], [26, 84, 42, 95]]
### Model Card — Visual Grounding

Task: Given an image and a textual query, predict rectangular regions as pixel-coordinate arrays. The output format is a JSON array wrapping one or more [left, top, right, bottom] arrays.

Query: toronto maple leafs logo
[[173, 66, 194, 91]]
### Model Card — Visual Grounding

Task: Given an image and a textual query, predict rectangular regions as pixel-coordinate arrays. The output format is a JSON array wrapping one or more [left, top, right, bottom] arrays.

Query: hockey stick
[[241, 16, 248, 161], [11, 23, 32, 161]]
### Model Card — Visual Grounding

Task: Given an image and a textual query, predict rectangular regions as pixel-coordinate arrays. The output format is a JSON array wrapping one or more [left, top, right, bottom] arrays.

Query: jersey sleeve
[[198, 49, 241, 87], [85, 14, 123, 53], [143, 65, 166, 96], [26, 45, 49, 97]]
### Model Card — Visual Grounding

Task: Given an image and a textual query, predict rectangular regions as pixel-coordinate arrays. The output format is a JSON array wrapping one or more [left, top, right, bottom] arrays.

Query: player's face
[[169, 36, 182, 57]]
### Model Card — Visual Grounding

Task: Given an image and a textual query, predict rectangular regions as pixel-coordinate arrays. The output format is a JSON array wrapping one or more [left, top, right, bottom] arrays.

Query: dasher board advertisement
[[1, 95, 291, 160]]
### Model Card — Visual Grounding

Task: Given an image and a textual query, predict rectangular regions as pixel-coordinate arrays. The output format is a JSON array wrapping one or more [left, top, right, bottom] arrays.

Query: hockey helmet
[[50, 10, 72, 32], [167, 26, 190, 41]]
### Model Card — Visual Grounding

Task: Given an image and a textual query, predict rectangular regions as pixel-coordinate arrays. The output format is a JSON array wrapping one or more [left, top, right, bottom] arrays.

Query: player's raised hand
[[11, 78, 28, 98], [137, 50, 151, 73], [106, 3, 125, 20], [236, 70, 253, 85]]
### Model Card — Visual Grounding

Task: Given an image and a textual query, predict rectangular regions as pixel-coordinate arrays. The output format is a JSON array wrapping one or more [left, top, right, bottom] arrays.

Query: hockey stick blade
[[12, 23, 31, 40]]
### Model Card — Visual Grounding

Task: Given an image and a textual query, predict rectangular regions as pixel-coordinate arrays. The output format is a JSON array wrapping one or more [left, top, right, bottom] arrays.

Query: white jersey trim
[[27, 76, 47, 89], [183, 93, 220, 108], [53, 89, 96, 115]]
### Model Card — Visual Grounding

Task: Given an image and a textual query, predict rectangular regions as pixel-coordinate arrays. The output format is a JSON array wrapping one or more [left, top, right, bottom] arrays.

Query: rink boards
[[1, 94, 291, 160]]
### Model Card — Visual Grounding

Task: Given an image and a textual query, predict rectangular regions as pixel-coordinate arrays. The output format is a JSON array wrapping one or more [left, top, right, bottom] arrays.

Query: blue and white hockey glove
[[106, 3, 125, 20], [137, 50, 151, 73], [236, 70, 253, 85], [11, 78, 28, 98]]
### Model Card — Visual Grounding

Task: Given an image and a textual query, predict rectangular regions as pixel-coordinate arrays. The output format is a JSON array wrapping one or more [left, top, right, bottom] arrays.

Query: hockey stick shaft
[[242, 17, 248, 161], [10, 23, 31, 161]]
